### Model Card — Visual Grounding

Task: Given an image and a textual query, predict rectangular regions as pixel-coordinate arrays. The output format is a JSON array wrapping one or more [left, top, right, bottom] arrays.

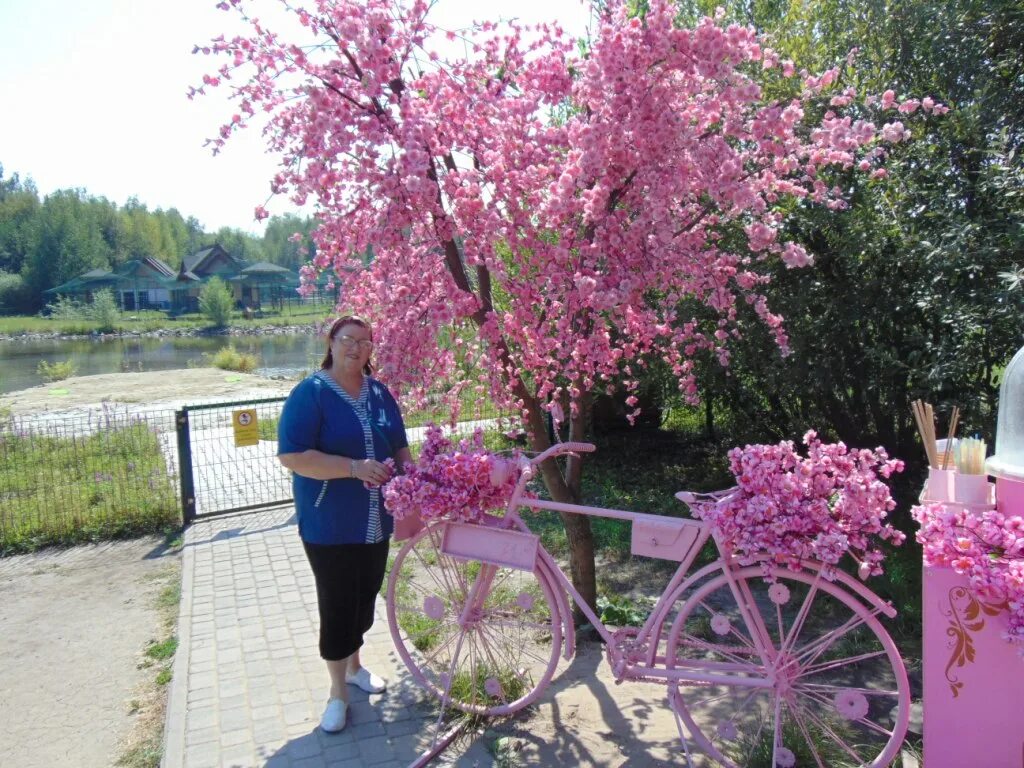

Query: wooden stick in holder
[[911, 399, 939, 469], [942, 407, 960, 470]]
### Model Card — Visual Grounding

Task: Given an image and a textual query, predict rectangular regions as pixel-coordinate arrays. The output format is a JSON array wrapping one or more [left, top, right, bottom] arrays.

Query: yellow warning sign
[[232, 408, 259, 447]]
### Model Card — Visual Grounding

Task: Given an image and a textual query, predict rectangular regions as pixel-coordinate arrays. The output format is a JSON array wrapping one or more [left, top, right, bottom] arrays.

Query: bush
[[37, 359, 77, 382], [87, 288, 120, 332], [44, 294, 85, 320], [206, 345, 259, 373], [198, 277, 234, 327]]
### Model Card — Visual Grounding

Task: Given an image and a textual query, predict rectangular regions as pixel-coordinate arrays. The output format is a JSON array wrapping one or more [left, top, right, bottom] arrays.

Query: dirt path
[[0, 368, 295, 415], [0, 370, 289, 767], [0, 538, 180, 768]]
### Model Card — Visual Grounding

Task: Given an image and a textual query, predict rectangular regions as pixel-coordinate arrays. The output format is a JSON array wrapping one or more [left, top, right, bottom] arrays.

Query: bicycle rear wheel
[[666, 566, 910, 768], [386, 520, 563, 716]]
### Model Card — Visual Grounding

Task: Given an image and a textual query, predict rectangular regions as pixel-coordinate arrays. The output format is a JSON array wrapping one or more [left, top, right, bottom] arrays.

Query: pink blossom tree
[[197, 0, 942, 609]]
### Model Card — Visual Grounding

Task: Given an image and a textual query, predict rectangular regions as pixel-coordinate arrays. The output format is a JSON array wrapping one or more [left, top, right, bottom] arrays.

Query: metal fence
[[176, 397, 292, 523], [176, 393, 516, 523], [0, 404, 180, 554], [0, 391, 516, 551]]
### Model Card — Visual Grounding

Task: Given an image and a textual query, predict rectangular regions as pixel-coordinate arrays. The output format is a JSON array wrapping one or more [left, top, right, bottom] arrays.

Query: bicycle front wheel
[[666, 566, 910, 768], [386, 520, 563, 716]]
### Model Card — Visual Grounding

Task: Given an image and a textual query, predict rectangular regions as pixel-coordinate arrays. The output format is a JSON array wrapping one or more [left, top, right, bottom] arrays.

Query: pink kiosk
[[922, 344, 1024, 768]]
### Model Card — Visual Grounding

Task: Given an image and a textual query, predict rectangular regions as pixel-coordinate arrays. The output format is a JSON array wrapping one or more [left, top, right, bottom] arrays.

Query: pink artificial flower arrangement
[[382, 425, 523, 524], [913, 502, 1024, 655], [689, 431, 906, 578]]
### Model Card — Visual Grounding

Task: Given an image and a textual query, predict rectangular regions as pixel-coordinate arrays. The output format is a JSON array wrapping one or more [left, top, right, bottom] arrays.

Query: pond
[[0, 333, 323, 395]]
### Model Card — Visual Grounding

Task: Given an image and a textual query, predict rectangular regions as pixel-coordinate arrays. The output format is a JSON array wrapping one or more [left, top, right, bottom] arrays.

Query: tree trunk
[[427, 205, 600, 626], [522, 395, 598, 621]]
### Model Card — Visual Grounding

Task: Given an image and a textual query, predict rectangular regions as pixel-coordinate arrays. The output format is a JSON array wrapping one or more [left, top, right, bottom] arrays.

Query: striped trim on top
[[315, 371, 383, 543]]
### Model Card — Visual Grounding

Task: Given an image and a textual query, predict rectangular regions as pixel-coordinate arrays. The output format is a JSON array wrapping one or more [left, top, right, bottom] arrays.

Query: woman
[[277, 315, 412, 733]]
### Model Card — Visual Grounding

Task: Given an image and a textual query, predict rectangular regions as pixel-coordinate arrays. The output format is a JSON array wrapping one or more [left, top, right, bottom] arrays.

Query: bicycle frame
[[390, 440, 912, 768], [489, 442, 899, 689]]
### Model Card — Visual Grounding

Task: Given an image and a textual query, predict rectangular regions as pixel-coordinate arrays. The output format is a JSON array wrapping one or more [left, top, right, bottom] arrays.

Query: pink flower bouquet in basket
[[689, 431, 906, 579], [383, 425, 523, 524]]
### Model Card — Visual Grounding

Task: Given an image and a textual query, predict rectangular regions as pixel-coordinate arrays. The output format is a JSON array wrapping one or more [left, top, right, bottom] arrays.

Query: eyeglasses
[[335, 335, 374, 352]]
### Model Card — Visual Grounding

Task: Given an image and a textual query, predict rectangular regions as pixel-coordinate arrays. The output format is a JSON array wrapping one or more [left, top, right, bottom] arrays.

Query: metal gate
[[175, 397, 291, 523]]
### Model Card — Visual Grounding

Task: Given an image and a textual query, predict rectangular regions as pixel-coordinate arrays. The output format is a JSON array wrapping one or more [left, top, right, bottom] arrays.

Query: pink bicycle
[[386, 441, 911, 767]]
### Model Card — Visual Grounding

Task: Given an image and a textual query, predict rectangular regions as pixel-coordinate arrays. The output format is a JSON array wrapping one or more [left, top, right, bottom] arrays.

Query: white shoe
[[346, 667, 387, 694], [320, 698, 347, 732]]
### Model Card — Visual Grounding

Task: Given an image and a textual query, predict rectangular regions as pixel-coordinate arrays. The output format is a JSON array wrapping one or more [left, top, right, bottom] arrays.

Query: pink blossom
[[382, 425, 524, 523], [781, 242, 812, 268], [690, 432, 904, 576], [881, 121, 909, 143], [915, 502, 1024, 656], [197, 0, 943, 438]]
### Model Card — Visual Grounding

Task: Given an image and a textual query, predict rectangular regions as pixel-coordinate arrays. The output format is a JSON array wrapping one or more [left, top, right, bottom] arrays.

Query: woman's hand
[[352, 458, 393, 486]]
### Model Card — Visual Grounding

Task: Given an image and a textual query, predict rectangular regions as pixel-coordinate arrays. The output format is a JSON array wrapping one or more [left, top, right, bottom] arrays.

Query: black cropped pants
[[302, 538, 389, 661]]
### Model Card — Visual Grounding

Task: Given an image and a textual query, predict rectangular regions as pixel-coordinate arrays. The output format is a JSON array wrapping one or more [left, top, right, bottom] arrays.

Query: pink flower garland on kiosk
[[913, 502, 1024, 655], [689, 431, 906, 578], [383, 426, 523, 524]]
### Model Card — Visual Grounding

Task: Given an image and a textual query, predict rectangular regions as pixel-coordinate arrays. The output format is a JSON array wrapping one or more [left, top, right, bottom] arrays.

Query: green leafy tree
[[0, 166, 40, 278], [261, 214, 317, 270], [202, 227, 264, 263], [22, 190, 112, 307], [0, 270, 32, 315], [88, 288, 120, 333], [0, 163, 313, 308], [676, 0, 1024, 475], [198, 276, 234, 327]]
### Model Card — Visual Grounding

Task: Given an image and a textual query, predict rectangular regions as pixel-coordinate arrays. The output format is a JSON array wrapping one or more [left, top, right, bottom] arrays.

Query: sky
[[0, 0, 592, 235]]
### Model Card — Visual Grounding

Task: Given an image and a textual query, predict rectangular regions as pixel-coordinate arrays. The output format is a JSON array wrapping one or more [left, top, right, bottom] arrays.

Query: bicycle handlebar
[[530, 441, 596, 465]]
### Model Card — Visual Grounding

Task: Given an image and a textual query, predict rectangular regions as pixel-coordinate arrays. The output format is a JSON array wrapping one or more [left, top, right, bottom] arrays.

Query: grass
[[735, 716, 854, 768], [448, 664, 528, 707], [403, 387, 506, 429], [387, 546, 446, 652], [0, 421, 181, 554], [0, 310, 176, 336], [259, 414, 280, 442], [116, 559, 183, 768], [144, 636, 178, 662], [522, 411, 736, 559], [0, 302, 328, 337]]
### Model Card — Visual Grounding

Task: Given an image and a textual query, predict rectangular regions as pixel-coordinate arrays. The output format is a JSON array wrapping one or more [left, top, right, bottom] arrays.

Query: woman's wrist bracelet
[[349, 458, 356, 478]]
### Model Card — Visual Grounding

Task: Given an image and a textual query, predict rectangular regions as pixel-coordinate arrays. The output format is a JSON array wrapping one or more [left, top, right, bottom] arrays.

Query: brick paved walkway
[[162, 506, 490, 768], [159, 505, 744, 768]]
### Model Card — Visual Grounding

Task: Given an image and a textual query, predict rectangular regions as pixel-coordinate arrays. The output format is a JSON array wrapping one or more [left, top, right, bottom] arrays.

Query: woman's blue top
[[277, 370, 408, 545]]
